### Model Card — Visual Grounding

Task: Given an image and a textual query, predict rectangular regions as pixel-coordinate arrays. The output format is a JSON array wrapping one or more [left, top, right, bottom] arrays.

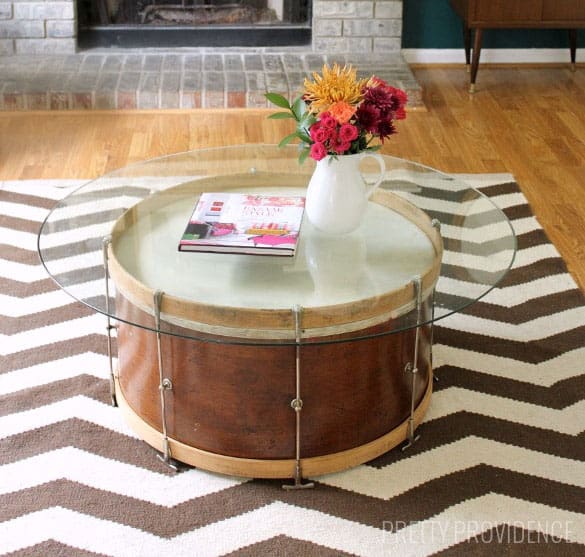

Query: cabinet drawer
[[472, 0, 542, 23], [542, 1, 585, 21]]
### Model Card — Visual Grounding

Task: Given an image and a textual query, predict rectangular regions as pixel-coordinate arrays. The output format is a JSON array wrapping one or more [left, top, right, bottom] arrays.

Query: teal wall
[[403, 0, 585, 48]]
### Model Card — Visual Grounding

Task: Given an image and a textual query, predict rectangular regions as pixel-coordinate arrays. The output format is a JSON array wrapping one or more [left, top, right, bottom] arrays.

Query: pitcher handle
[[359, 152, 386, 199]]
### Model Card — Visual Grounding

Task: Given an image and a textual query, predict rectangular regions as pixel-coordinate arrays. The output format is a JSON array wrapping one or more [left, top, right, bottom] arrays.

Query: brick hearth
[[0, 50, 422, 110], [0, 0, 423, 110]]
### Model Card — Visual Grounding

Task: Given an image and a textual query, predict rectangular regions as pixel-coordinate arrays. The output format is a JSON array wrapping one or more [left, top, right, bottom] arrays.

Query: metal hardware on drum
[[430, 286, 439, 382], [403, 275, 423, 451], [153, 289, 180, 472], [291, 398, 303, 411], [102, 235, 117, 408], [431, 219, 441, 382], [283, 305, 315, 490]]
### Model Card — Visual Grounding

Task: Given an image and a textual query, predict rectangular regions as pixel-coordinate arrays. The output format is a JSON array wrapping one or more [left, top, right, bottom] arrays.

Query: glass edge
[[35, 147, 519, 346]]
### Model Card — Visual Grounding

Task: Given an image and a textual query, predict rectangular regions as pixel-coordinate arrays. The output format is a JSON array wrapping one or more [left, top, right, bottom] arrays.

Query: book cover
[[178, 193, 306, 256]]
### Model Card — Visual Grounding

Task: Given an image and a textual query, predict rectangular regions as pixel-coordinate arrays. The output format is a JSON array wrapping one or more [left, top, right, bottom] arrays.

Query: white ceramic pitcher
[[305, 152, 386, 235]]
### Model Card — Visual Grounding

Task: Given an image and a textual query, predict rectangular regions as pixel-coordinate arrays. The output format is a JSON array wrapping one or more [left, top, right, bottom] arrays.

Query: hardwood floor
[[1, 65, 584, 290]]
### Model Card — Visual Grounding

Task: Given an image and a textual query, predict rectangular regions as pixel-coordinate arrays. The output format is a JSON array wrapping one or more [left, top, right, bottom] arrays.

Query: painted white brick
[[374, 0, 402, 19], [46, 19, 75, 37], [0, 3, 12, 19], [314, 18, 343, 36], [373, 37, 402, 52], [313, 37, 348, 52], [344, 18, 401, 37], [0, 37, 14, 54], [14, 2, 74, 20], [313, 35, 373, 53], [313, 1, 374, 19], [15, 37, 75, 52], [0, 20, 44, 38]]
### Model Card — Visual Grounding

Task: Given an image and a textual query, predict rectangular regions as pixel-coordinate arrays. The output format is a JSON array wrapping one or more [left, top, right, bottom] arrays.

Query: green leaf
[[265, 93, 291, 109], [298, 147, 311, 165], [300, 112, 317, 128], [278, 132, 298, 148], [291, 96, 306, 120], [268, 112, 295, 120], [296, 131, 312, 143]]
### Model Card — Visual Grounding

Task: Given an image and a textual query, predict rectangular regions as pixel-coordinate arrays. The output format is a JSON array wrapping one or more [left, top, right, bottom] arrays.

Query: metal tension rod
[[102, 236, 117, 407], [431, 218, 441, 382], [403, 275, 423, 451], [153, 289, 180, 471], [283, 305, 314, 490]]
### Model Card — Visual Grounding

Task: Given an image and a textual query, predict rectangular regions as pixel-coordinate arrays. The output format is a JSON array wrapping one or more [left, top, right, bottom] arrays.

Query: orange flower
[[328, 101, 357, 124]]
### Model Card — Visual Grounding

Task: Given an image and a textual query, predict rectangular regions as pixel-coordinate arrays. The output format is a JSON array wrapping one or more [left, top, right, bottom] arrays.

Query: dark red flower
[[370, 76, 389, 88], [386, 86, 408, 117], [362, 86, 395, 110], [377, 119, 396, 142], [355, 103, 381, 133]]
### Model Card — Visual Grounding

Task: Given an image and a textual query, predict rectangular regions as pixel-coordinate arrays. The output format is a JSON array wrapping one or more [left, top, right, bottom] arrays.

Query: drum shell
[[116, 292, 432, 460]]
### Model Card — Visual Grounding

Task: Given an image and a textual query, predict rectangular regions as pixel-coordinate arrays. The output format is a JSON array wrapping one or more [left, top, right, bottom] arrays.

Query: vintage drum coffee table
[[38, 145, 516, 483]]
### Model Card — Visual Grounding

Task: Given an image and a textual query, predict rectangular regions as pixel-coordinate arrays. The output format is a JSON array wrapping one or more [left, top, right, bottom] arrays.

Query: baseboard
[[402, 48, 584, 65]]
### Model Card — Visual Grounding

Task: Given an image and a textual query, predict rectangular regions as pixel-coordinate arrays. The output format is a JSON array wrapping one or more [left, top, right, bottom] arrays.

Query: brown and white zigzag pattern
[[1, 176, 584, 556]]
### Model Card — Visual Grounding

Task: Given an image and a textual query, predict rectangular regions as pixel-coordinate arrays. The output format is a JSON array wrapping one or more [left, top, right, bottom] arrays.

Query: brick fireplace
[[0, 0, 403, 56]]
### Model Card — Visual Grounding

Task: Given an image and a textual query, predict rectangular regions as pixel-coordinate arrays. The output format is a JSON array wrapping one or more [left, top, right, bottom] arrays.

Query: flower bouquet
[[265, 63, 407, 164]]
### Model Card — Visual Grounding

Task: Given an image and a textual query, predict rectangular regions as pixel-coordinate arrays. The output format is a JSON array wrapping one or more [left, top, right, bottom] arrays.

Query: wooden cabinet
[[449, 0, 585, 91], [473, 1, 542, 23], [542, 2, 585, 22]]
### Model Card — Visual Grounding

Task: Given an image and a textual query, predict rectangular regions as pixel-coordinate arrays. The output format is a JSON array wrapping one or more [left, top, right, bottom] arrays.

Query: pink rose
[[339, 124, 358, 142], [320, 113, 337, 129], [332, 137, 351, 155], [310, 142, 328, 161], [310, 123, 329, 143]]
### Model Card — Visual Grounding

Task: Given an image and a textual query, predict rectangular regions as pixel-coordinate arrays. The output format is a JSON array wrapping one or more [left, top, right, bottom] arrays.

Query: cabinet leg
[[469, 28, 483, 93], [569, 29, 577, 71], [463, 24, 471, 72]]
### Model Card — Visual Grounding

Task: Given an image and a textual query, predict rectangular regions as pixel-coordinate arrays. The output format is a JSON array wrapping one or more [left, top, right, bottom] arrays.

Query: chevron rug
[[1, 176, 584, 556]]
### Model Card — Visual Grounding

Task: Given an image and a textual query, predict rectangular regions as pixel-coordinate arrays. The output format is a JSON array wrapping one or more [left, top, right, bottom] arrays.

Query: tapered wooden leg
[[569, 29, 577, 71], [463, 24, 472, 72], [469, 28, 483, 93]]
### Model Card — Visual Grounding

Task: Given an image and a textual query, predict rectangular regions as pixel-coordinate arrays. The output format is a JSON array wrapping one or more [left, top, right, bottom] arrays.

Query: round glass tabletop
[[38, 144, 516, 345]]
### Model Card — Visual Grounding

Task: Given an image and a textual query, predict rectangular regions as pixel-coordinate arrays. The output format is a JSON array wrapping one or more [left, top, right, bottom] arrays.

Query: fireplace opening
[[78, 0, 312, 48]]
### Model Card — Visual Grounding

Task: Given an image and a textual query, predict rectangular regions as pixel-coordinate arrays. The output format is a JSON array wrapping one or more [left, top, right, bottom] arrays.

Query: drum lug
[[431, 219, 441, 382], [282, 305, 314, 490], [402, 275, 423, 451], [153, 289, 180, 472], [102, 235, 118, 407]]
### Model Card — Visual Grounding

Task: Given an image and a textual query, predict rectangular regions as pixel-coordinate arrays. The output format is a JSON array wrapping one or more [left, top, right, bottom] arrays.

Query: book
[[178, 192, 306, 256]]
